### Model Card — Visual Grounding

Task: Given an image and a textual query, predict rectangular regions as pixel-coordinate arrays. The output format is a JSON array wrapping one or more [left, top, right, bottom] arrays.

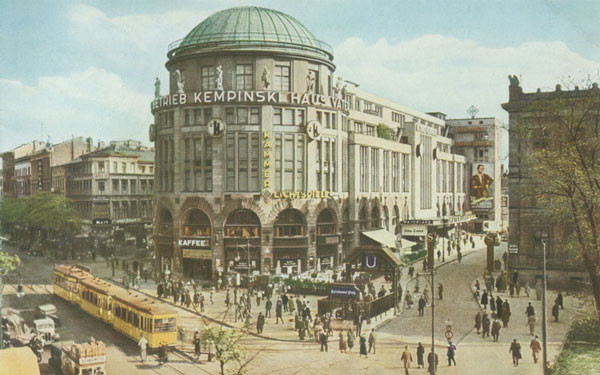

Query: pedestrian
[[552, 301, 559, 322], [416, 342, 425, 368], [556, 292, 564, 309], [368, 329, 376, 354], [339, 331, 347, 353], [138, 334, 148, 362], [530, 335, 542, 363], [509, 282, 515, 297], [491, 318, 501, 342], [408, 265, 415, 278], [475, 280, 481, 291], [289, 295, 296, 314], [438, 283, 443, 300], [509, 339, 522, 367], [199, 293, 205, 312], [524, 283, 531, 298], [418, 296, 426, 317], [210, 291, 214, 305], [355, 312, 363, 336], [427, 349, 439, 375], [157, 282, 163, 299], [256, 290, 262, 306], [457, 250, 462, 263], [481, 290, 488, 309], [525, 302, 535, 317], [359, 333, 368, 358], [185, 290, 191, 308], [423, 286, 430, 304], [194, 329, 201, 360], [257, 312, 265, 334], [496, 296, 503, 318], [401, 345, 413, 375], [474, 311, 482, 333], [320, 328, 328, 352], [527, 315, 536, 336], [282, 293, 289, 312], [225, 289, 231, 307], [482, 313, 490, 338], [501, 300, 511, 327], [516, 281, 522, 296], [447, 341, 457, 366], [265, 298, 272, 318], [490, 294, 496, 313], [347, 330, 355, 352], [437, 250, 441, 261], [275, 299, 283, 324]]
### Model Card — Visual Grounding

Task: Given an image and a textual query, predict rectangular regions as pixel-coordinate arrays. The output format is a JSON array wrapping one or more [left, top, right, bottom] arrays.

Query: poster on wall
[[470, 163, 494, 209]]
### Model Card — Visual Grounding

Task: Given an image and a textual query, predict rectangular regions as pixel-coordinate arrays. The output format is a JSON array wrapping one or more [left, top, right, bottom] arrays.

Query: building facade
[[63, 141, 154, 249], [502, 79, 599, 286], [150, 6, 474, 283], [446, 117, 503, 232]]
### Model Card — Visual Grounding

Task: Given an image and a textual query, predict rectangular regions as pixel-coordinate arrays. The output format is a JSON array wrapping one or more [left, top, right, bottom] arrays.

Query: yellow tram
[[79, 277, 115, 323], [52, 264, 178, 349], [53, 265, 92, 304], [111, 291, 177, 348]]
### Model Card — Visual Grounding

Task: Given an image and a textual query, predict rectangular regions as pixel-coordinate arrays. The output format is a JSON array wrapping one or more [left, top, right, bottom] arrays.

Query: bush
[[401, 250, 427, 263], [568, 317, 600, 343], [376, 123, 395, 140]]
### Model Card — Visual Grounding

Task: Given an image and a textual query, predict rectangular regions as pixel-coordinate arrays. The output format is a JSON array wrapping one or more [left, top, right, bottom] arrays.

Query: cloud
[[334, 35, 600, 121], [0, 67, 152, 151]]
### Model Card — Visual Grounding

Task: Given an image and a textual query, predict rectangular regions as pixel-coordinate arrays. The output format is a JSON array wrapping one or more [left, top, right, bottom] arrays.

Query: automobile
[[33, 318, 60, 346], [35, 303, 61, 327]]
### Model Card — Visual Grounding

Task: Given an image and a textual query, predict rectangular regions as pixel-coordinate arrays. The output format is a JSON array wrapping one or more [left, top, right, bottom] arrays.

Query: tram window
[[93, 293, 98, 306], [133, 314, 139, 327], [154, 318, 176, 332], [115, 305, 121, 318], [127, 311, 133, 323]]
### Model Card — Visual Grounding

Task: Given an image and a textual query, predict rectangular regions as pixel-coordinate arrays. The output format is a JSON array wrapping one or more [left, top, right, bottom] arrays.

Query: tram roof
[[111, 291, 177, 315], [54, 264, 92, 280], [80, 277, 117, 294]]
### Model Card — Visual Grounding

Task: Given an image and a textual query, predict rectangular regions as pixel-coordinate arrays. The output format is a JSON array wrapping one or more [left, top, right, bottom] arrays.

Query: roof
[[111, 291, 177, 316], [54, 264, 92, 281], [345, 244, 405, 268], [80, 277, 117, 295], [0, 347, 40, 375], [168, 6, 333, 61]]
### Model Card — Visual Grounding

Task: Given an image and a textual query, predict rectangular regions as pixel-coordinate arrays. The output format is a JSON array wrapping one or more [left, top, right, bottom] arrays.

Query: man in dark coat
[[481, 290, 489, 309], [418, 296, 426, 317], [446, 341, 457, 366], [438, 283, 444, 300], [552, 302, 560, 322], [256, 312, 265, 334], [427, 349, 438, 374], [482, 313, 491, 338], [509, 339, 522, 367], [525, 302, 535, 317], [282, 293, 289, 312], [502, 300, 511, 328], [491, 319, 501, 342], [265, 298, 272, 318], [556, 292, 564, 309], [416, 343, 425, 368], [157, 282, 163, 299], [496, 296, 503, 318], [490, 294, 496, 313]]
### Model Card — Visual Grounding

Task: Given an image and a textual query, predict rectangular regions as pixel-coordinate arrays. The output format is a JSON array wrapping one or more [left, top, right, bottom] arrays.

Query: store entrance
[[183, 258, 212, 280]]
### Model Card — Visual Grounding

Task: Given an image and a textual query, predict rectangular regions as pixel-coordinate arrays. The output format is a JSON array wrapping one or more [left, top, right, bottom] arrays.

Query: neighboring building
[[446, 117, 503, 232], [64, 141, 154, 248], [2, 138, 91, 197], [150, 6, 473, 283], [502, 79, 599, 286], [1, 141, 46, 198]]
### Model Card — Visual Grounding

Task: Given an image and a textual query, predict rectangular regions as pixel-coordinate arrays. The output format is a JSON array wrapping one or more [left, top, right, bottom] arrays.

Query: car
[[32, 318, 60, 346], [35, 304, 61, 327]]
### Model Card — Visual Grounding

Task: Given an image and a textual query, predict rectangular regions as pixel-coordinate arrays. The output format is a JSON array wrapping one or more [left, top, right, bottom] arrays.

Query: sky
[[2, 0, 600, 166]]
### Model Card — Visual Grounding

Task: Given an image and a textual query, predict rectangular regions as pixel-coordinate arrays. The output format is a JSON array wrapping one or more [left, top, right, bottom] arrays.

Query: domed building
[[150, 6, 472, 284]]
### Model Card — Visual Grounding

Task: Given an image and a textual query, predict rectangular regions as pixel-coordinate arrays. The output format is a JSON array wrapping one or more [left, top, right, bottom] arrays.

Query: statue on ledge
[[508, 75, 520, 87]]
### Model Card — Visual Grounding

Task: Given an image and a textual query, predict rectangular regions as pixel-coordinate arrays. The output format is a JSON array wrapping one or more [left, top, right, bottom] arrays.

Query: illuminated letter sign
[[364, 255, 378, 269]]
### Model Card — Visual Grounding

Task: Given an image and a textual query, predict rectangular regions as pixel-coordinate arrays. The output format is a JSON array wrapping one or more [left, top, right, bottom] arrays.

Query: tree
[[0, 249, 21, 348], [201, 325, 252, 375], [0, 193, 80, 243], [376, 123, 395, 141], [517, 89, 600, 320]]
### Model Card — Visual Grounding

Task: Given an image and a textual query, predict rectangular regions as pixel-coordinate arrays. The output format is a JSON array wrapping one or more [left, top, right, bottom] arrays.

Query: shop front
[[224, 209, 262, 275], [273, 209, 308, 274], [181, 209, 212, 281], [316, 209, 339, 270], [181, 247, 213, 281]]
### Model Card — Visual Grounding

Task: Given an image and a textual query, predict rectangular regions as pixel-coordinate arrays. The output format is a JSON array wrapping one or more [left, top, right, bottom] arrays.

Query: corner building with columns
[[150, 7, 472, 284]]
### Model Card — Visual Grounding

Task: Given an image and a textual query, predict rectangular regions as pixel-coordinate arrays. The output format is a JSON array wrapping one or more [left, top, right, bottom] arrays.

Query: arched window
[[158, 209, 173, 235], [274, 209, 306, 237], [317, 209, 337, 235], [359, 206, 368, 231], [224, 209, 260, 238], [183, 209, 211, 237]]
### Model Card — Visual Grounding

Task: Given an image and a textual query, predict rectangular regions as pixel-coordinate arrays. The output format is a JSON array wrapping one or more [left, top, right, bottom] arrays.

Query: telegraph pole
[[542, 238, 548, 375]]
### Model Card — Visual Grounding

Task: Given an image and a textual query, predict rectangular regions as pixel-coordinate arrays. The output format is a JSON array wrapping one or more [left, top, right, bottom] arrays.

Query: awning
[[399, 238, 417, 249], [361, 229, 398, 249]]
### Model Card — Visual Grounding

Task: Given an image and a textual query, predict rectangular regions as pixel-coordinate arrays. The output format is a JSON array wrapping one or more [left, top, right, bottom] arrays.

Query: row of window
[[360, 147, 411, 193], [197, 64, 291, 92], [182, 135, 213, 192], [54, 274, 78, 293]]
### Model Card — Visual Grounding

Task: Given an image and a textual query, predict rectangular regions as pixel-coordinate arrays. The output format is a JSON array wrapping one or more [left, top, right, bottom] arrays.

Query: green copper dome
[[168, 6, 333, 61]]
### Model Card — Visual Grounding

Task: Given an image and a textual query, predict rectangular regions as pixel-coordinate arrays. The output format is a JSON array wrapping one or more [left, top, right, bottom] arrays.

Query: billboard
[[470, 162, 494, 209]]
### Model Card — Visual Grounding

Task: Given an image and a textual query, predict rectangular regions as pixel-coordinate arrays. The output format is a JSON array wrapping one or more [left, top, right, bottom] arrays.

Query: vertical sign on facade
[[263, 131, 271, 188]]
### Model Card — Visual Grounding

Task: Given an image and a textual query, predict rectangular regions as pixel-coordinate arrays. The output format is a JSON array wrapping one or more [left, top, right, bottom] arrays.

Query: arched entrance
[[181, 209, 212, 281], [316, 209, 339, 270], [342, 208, 352, 261], [273, 208, 307, 274], [371, 206, 381, 229], [156, 208, 174, 275], [224, 209, 261, 275], [359, 206, 369, 230]]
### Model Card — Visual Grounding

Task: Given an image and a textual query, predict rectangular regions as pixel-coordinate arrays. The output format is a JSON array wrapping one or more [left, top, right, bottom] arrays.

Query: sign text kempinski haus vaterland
[[151, 90, 347, 111]]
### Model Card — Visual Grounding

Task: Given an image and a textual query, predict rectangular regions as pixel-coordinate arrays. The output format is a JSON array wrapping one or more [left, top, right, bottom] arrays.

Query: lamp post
[[416, 269, 436, 375], [541, 235, 549, 375]]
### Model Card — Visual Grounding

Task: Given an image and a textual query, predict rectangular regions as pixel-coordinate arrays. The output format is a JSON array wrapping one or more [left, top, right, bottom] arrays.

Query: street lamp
[[541, 234, 549, 375], [416, 268, 437, 375]]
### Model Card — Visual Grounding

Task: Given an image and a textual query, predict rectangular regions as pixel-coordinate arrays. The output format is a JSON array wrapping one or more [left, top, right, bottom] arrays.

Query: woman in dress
[[338, 330, 347, 353], [347, 330, 355, 352], [359, 333, 368, 358]]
